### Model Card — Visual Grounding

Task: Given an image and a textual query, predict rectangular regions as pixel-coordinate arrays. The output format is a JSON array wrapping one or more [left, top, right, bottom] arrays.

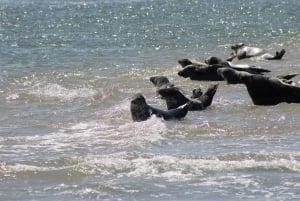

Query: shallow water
[[0, 0, 300, 200]]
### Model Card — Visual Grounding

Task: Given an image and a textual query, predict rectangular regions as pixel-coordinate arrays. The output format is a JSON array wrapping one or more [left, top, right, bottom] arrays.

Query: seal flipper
[[165, 102, 191, 120], [268, 49, 286, 60], [148, 102, 191, 120], [277, 73, 298, 81], [230, 65, 271, 74], [226, 52, 237, 62], [197, 83, 219, 108], [277, 73, 298, 85]]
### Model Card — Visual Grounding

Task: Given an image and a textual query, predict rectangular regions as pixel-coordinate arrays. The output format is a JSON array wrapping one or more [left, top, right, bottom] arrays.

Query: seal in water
[[149, 76, 178, 96], [217, 67, 300, 105], [231, 43, 286, 60], [178, 64, 270, 81], [150, 76, 173, 89], [130, 93, 191, 121], [150, 75, 203, 98], [158, 83, 219, 110]]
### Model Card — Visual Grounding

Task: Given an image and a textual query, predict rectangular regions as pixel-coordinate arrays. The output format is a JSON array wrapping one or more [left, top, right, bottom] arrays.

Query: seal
[[149, 76, 177, 96], [130, 93, 191, 121], [205, 56, 256, 68], [205, 56, 225, 65], [217, 67, 300, 105], [177, 63, 270, 81], [205, 56, 242, 66], [179, 55, 236, 68], [150, 76, 173, 89], [158, 84, 219, 110], [178, 58, 206, 68], [205, 56, 271, 73], [231, 43, 286, 60], [149, 75, 185, 99], [178, 64, 225, 81]]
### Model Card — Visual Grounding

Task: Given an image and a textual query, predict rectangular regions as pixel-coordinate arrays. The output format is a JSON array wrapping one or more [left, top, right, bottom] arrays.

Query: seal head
[[150, 76, 171, 88], [130, 93, 151, 122]]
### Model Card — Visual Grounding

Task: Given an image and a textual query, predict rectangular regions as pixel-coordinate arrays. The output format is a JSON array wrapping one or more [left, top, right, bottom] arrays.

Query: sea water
[[0, 0, 300, 200]]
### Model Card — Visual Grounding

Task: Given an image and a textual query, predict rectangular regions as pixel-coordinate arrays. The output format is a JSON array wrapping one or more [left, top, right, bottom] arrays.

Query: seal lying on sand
[[178, 64, 270, 81], [205, 56, 246, 66], [178, 58, 206, 68], [178, 55, 236, 68], [231, 43, 286, 60], [158, 84, 219, 110], [217, 67, 300, 105], [130, 93, 191, 121], [205, 56, 257, 69], [205, 56, 228, 65]]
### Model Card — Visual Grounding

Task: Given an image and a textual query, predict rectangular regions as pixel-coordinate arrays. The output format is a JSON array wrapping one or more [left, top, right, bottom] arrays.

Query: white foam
[[70, 152, 300, 180], [29, 83, 98, 101], [2, 151, 300, 186], [5, 93, 20, 100]]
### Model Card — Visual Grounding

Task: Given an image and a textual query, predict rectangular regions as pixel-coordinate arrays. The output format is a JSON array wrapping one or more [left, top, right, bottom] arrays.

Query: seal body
[[178, 64, 225, 81], [178, 58, 206, 68], [218, 67, 300, 105], [130, 93, 191, 121], [158, 84, 219, 110], [205, 56, 259, 69], [178, 64, 269, 81], [231, 43, 285, 60]]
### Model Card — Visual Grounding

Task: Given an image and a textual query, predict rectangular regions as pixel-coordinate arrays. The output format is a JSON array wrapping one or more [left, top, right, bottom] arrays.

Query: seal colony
[[130, 43, 299, 122]]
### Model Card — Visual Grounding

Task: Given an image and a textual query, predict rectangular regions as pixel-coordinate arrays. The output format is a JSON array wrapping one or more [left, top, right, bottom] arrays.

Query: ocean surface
[[1, 0, 300, 200]]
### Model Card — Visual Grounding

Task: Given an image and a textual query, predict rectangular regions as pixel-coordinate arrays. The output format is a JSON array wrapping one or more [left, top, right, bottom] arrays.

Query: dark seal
[[150, 75, 203, 99], [150, 76, 173, 89], [158, 84, 219, 110], [178, 64, 270, 81], [149, 76, 178, 96], [178, 58, 206, 68], [205, 56, 239, 65], [130, 93, 191, 121], [231, 43, 286, 60], [217, 67, 300, 105]]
